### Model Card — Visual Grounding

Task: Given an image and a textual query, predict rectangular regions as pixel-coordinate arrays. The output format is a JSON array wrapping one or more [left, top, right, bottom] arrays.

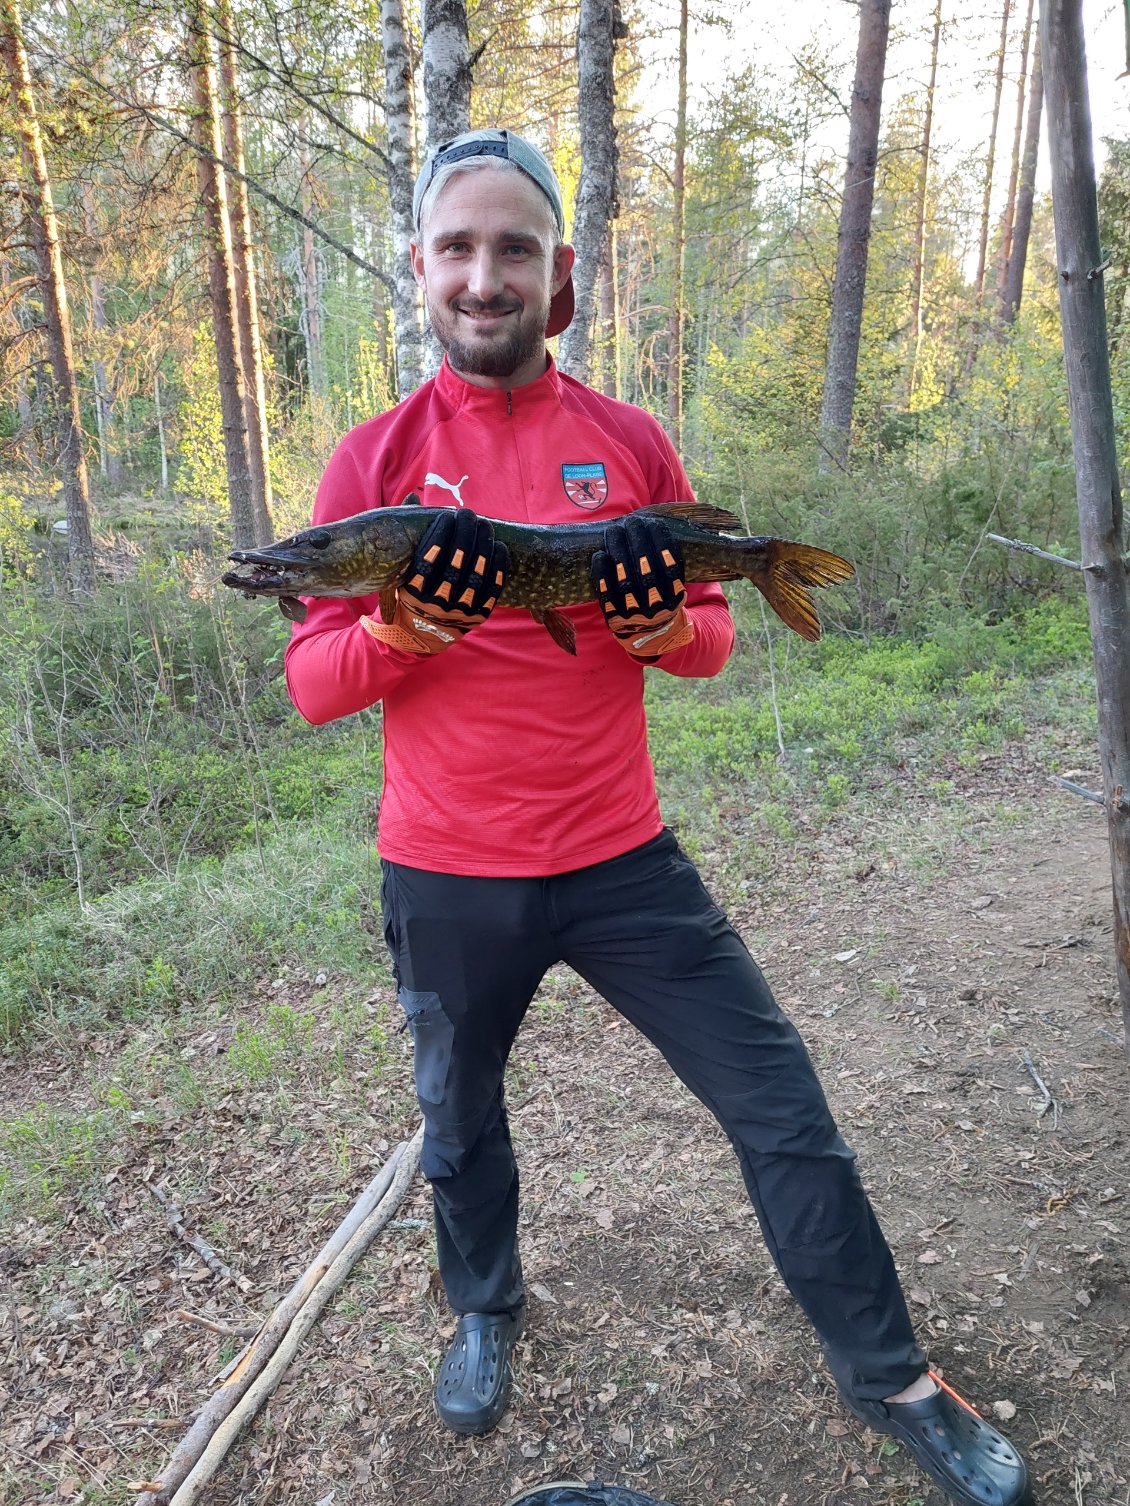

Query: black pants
[[380, 828, 926, 1401]]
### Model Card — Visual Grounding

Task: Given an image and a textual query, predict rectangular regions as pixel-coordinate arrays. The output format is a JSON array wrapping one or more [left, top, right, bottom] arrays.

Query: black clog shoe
[[435, 1308, 525, 1434], [842, 1372, 1034, 1506]]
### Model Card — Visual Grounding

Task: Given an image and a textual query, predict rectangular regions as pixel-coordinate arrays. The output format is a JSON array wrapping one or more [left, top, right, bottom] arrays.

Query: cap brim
[[546, 277, 575, 339]]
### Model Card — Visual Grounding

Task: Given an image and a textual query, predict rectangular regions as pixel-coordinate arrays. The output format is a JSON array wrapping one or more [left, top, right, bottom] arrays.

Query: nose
[[465, 248, 504, 303]]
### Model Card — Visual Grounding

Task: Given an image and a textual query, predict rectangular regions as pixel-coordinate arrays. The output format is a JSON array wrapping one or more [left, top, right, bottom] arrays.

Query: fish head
[[221, 507, 419, 601]]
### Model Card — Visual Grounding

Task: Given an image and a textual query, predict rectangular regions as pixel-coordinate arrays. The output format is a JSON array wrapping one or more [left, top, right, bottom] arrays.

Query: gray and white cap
[[412, 128, 575, 337]]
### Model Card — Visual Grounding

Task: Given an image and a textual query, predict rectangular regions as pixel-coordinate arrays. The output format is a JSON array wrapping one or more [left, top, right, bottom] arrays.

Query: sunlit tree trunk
[[1, 0, 96, 591], [1040, 0, 1130, 1050], [153, 365, 169, 491], [187, 0, 256, 548], [382, 0, 423, 395], [1000, 32, 1042, 323], [558, 0, 619, 383], [600, 221, 621, 399], [909, 0, 943, 401], [974, 0, 1013, 306], [993, 0, 1035, 320], [818, 0, 891, 469], [217, 0, 272, 542], [665, 0, 688, 448]]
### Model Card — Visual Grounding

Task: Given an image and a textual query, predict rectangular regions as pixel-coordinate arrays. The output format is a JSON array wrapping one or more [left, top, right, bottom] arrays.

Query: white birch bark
[[382, 0, 423, 395], [557, 0, 619, 385]]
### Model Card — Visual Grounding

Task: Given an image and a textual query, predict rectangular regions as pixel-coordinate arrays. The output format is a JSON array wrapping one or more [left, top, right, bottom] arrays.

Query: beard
[[428, 294, 549, 379]]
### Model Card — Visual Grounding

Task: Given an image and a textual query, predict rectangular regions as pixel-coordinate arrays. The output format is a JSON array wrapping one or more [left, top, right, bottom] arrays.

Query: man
[[285, 129, 1032, 1506]]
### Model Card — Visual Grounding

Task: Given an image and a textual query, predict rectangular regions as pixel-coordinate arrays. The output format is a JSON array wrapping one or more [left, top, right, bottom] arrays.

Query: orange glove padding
[[361, 508, 509, 655], [591, 513, 695, 661]]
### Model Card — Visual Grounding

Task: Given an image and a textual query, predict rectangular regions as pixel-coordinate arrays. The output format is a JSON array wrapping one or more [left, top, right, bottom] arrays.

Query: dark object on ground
[[434, 1309, 525, 1434], [506, 1485, 681, 1506], [840, 1373, 1033, 1506]]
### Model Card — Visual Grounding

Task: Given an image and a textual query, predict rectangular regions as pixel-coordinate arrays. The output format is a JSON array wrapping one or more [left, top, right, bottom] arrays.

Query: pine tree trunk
[[557, 0, 619, 383], [187, 0, 256, 548], [82, 183, 123, 488], [1, 0, 96, 591], [1000, 32, 1042, 323], [1040, 0, 1130, 1049], [909, 0, 943, 400], [422, 0, 470, 150], [818, 0, 891, 469], [973, 0, 1013, 306], [216, 0, 273, 543], [993, 0, 1036, 320], [382, 0, 423, 396], [665, 0, 688, 448]]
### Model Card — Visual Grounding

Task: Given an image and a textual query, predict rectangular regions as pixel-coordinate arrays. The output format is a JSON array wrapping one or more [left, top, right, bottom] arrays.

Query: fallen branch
[[1021, 1051, 1059, 1126], [135, 1126, 424, 1506], [174, 1309, 259, 1338], [1050, 775, 1106, 807], [146, 1182, 253, 1293], [986, 533, 1084, 571]]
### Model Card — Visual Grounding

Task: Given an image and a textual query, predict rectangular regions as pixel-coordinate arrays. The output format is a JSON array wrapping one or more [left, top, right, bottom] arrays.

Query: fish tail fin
[[748, 542, 855, 642]]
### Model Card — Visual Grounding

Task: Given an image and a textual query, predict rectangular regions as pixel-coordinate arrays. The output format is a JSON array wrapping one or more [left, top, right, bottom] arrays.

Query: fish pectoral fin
[[648, 500, 742, 533], [531, 607, 577, 655], [400, 491, 422, 506], [378, 586, 398, 624], [279, 595, 308, 624]]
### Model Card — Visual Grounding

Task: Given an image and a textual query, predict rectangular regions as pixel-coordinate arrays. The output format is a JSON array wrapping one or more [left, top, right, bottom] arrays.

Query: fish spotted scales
[[223, 497, 854, 653]]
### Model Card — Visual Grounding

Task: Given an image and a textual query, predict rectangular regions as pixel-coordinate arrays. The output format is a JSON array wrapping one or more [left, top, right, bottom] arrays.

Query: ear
[[410, 239, 426, 290], [551, 242, 576, 296]]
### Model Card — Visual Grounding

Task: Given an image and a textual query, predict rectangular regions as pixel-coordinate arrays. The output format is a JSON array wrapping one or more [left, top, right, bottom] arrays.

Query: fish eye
[[307, 529, 333, 549]]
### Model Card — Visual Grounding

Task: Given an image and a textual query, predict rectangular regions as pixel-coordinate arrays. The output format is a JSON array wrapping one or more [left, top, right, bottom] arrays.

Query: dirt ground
[[2, 764, 1128, 1506]]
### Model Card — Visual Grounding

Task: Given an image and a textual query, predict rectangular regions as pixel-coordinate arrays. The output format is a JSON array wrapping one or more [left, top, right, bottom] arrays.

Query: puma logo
[[425, 472, 469, 507]]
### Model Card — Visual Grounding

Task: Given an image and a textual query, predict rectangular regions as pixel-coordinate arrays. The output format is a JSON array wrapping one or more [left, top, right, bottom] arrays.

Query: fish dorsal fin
[[647, 500, 742, 534], [531, 606, 577, 655]]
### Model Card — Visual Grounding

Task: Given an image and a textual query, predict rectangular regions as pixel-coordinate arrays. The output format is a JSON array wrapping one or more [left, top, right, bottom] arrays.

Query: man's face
[[411, 168, 575, 389]]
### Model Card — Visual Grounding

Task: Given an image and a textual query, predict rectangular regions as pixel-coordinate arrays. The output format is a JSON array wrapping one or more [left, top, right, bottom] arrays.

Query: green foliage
[[0, 474, 38, 579]]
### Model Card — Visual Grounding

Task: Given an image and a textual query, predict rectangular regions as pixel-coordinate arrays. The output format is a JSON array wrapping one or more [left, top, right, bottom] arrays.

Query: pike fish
[[222, 498, 854, 653]]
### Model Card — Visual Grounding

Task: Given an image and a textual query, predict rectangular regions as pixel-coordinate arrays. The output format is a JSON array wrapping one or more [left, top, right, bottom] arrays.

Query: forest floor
[[2, 746, 1128, 1506]]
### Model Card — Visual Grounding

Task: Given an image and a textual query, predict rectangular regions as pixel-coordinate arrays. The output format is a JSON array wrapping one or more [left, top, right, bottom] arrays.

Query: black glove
[[591, 512, 695, 660], [364, 508, 509, 655]]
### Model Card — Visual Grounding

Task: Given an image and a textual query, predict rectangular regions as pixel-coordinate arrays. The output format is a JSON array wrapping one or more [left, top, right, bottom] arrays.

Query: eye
[[307, 529, 333, 549]]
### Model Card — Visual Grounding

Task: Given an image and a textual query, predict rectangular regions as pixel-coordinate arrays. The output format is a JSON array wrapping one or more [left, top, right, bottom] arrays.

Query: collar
[[434, 353, 564, 414]]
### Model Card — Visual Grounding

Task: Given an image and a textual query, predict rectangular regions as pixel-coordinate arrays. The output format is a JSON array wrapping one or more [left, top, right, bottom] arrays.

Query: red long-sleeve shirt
[[285, 357, 734, 876]]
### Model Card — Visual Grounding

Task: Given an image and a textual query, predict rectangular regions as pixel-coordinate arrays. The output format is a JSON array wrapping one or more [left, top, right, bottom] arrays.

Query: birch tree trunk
[[818, 0, 891, 469], [422, 0, 470, 151], [993, 0, 1036, 320], [298, 125, 327, 400], [665, 0, 688, 449], [909, 0, 943, 401], [421, 0, 470, 378], [1000, 33, 1042, 323], [187, 0, 256, 548], [973, 0, 1013, 307], [216, 0, 273, 543], [382, 0, 423, 396], [557, 0, 619, 383], [0, 0, 96, 592], [1040, 0, 1130, 1050]]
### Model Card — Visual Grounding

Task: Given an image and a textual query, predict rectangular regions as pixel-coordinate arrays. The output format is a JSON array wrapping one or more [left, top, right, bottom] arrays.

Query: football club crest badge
[[562, 462, 608, 510]]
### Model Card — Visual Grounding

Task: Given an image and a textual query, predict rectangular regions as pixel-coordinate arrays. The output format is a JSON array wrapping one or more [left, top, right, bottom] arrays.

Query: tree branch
[[986, 532, 1085, 570]]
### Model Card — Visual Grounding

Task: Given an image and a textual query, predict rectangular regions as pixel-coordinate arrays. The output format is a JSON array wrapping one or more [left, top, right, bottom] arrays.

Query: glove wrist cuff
[[619, 607, 695, 660]]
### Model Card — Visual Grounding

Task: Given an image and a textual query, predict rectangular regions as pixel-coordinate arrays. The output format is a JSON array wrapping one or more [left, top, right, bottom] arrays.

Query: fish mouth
[[221, 560, 311, 594]]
